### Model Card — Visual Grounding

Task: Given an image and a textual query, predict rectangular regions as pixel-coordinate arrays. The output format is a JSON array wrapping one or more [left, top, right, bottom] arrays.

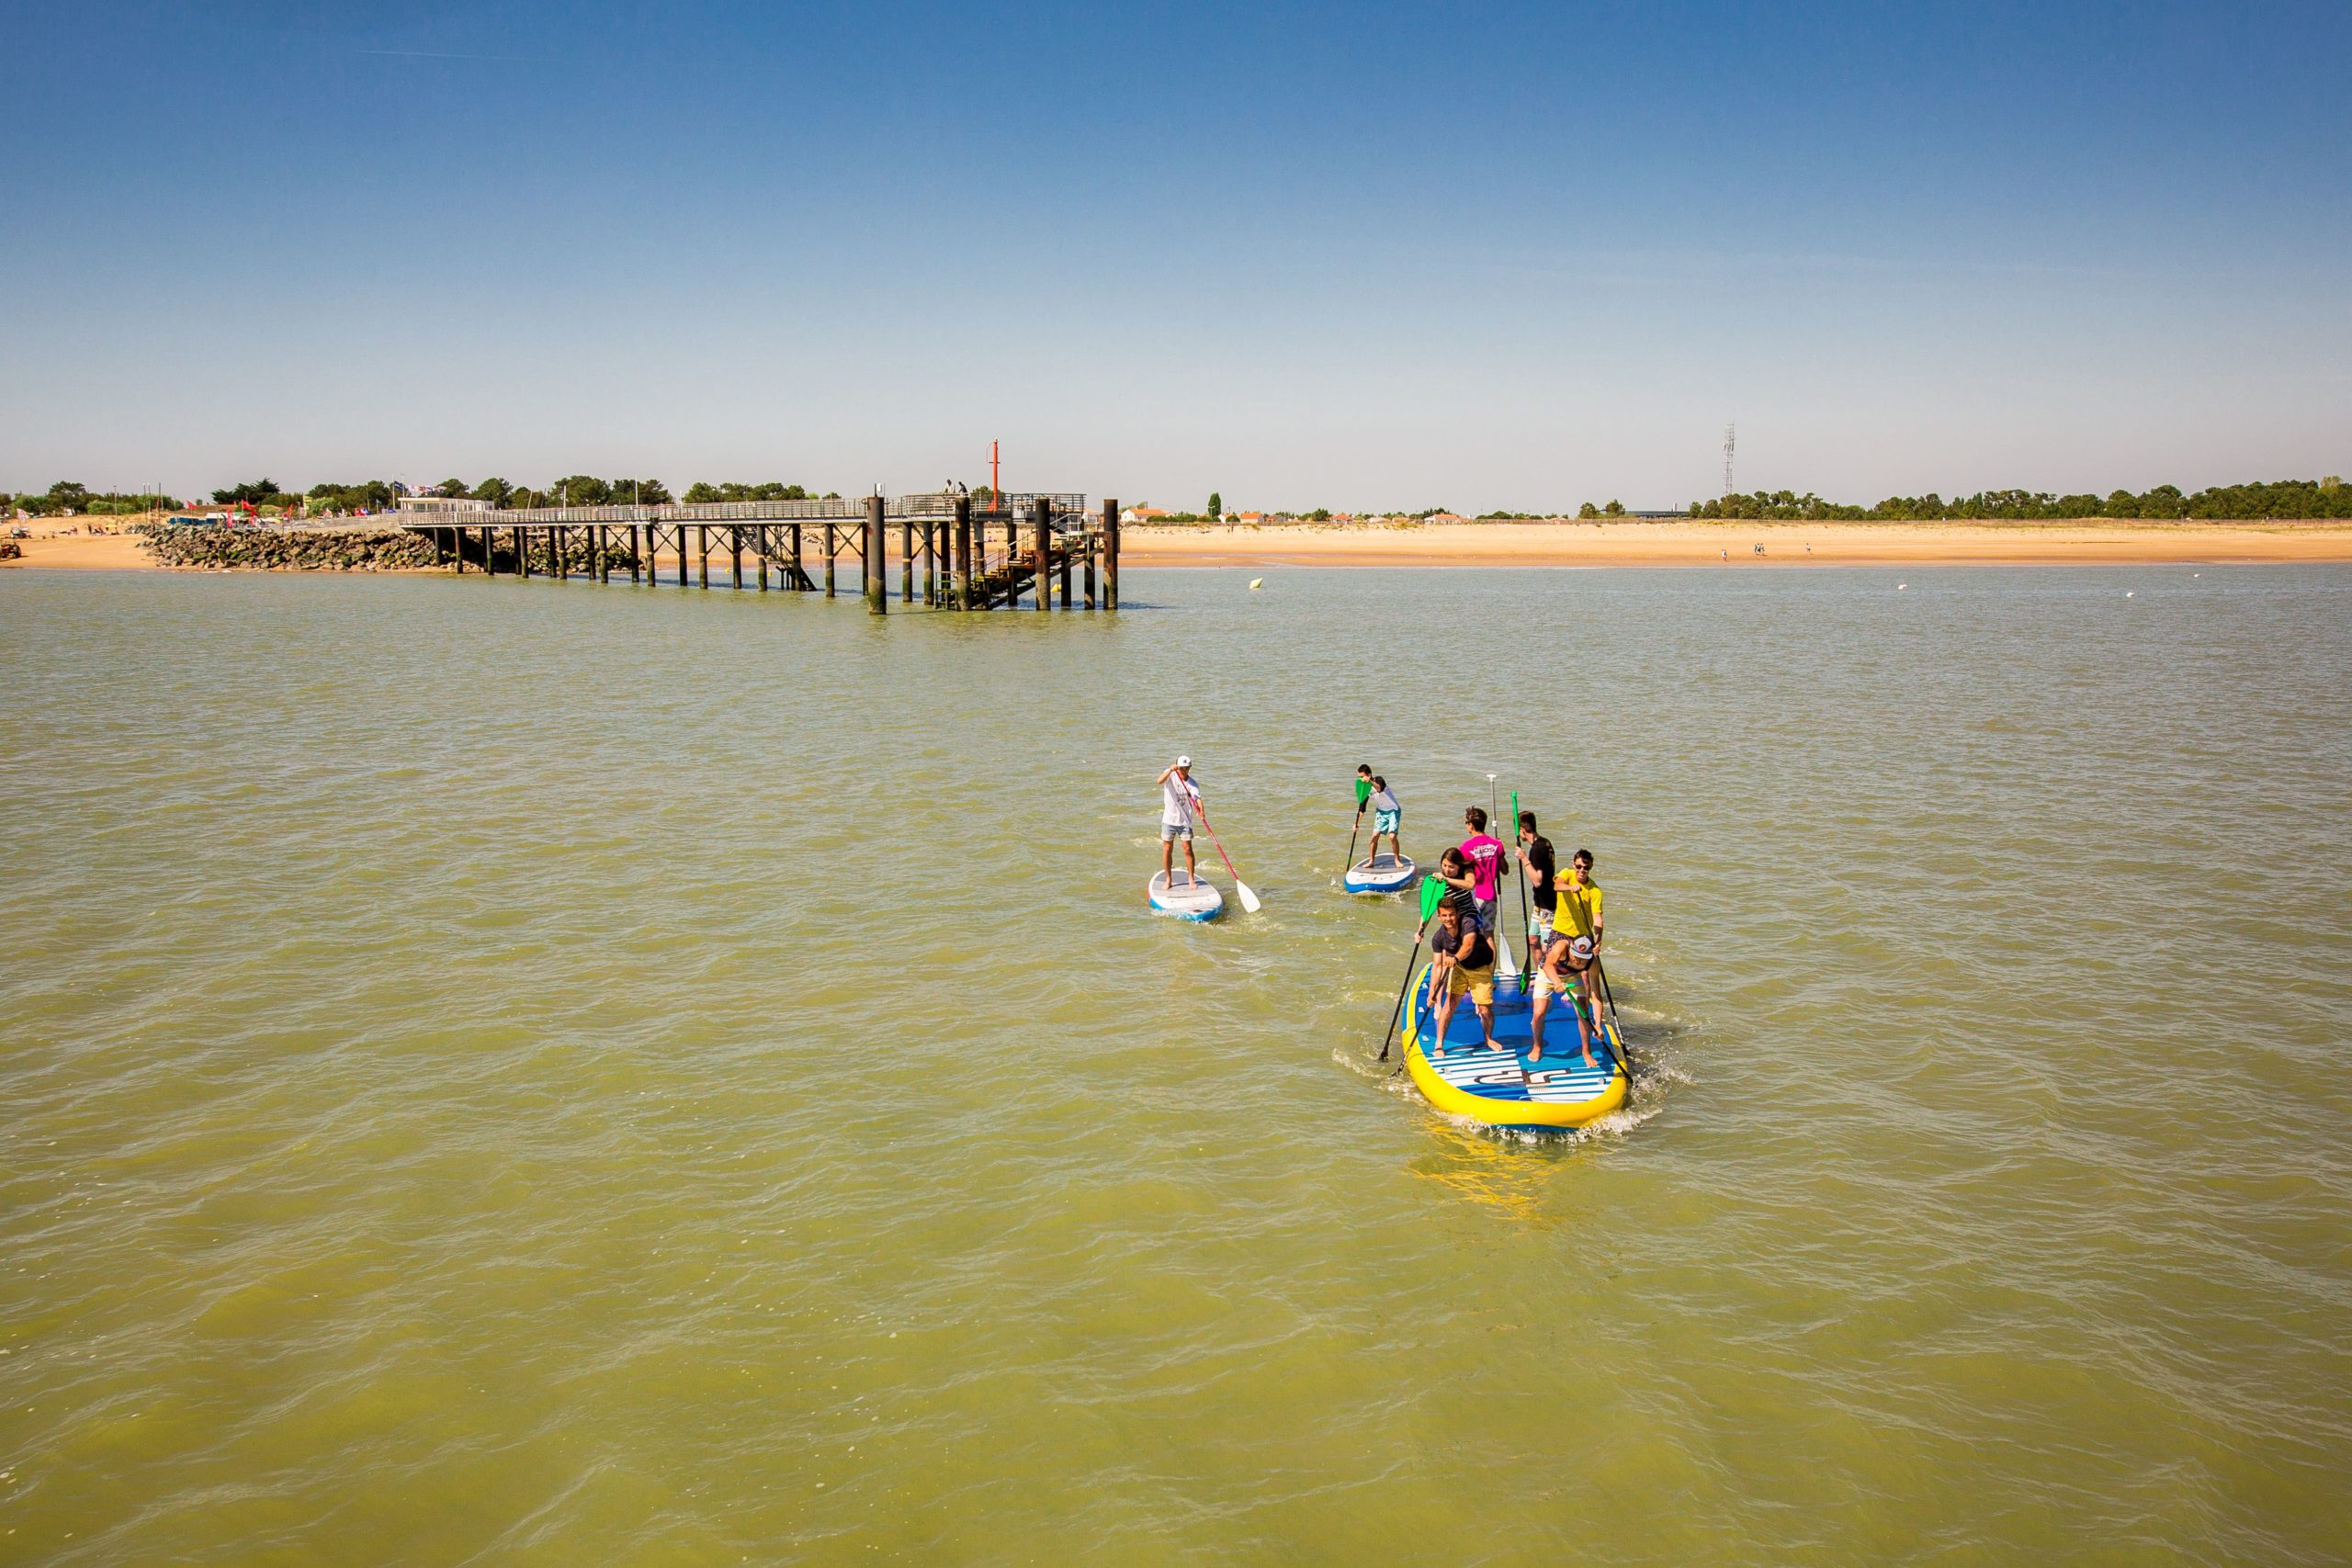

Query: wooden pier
[[408, 491, 1120, 613]]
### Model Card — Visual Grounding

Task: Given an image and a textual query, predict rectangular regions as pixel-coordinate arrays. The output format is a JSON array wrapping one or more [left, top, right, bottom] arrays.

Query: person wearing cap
[[1156, 757, 1204, 888], [1530, 931, 1600, 1068]]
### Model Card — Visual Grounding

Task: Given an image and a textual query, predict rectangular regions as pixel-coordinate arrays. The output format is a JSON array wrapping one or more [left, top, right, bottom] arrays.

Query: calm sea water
[[4, 564, 2348, 1564]]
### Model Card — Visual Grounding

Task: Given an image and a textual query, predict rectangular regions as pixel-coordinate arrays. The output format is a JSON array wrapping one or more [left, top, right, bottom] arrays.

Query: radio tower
[[1723, 423, 1736, 496]]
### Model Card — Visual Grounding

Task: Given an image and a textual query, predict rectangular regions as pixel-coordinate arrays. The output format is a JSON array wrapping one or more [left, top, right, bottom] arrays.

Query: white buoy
[[1249, 578, 1263, 590], [1897, 582, 1907, 591], [2126, 591, 2135, 598]]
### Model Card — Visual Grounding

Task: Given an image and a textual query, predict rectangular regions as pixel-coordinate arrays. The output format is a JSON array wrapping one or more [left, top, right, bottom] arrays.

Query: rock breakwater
[[145, 525, 445, 571]]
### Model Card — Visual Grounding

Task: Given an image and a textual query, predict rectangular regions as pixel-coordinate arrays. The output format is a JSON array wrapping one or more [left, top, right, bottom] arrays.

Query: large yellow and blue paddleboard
[[1400, 961, 1629, 1132]]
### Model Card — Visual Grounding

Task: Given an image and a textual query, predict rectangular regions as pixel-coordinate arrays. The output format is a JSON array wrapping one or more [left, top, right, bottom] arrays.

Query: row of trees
[[10, 480, 175, 516], [21, 473, 2346, 524], [1159, 478, 2347, 524], [1688, 478, 2349, 522], [422, 476, 674, 509], [292, 477, 844, 513]]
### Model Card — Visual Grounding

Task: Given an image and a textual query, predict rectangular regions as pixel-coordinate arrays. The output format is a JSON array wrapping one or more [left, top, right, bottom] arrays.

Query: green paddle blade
[[1355, 777, 1373, 807], [1418, 874, 1444, 921]]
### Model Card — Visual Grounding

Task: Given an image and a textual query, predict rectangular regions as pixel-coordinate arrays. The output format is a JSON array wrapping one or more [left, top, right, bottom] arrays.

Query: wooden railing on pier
[[392, 492, 1121, 614]]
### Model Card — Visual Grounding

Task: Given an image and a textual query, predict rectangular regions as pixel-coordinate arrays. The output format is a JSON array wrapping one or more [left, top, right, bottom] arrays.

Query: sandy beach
[[1117, 518, 2352, 568], [9, 517, 2352, 573], [2, 528, 154, 570]]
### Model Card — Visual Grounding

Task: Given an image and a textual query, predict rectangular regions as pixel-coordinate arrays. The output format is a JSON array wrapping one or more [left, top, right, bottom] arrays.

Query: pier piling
[[1103, 499, 1119, 611], [955, 497, 974, 611], [1032, 501, 1049, 614]]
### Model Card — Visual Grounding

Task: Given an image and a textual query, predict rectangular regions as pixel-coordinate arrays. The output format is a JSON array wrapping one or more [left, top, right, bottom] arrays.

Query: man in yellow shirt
[[1555, 849, 1604, 949]]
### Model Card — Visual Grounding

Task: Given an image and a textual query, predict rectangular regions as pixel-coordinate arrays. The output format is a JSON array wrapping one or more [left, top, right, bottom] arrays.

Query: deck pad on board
[[1407, 967, 1619, 1108], [1148, 870, 1225, 919], [1343, 853, 1419, 893]]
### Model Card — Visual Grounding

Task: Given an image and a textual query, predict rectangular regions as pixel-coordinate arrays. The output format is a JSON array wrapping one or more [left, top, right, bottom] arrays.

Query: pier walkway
[[389, 491, 1121, 613]]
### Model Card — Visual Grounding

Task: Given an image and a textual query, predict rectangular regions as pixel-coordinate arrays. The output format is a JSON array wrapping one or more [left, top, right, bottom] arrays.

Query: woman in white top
[[1156, 756, 1203, 887]]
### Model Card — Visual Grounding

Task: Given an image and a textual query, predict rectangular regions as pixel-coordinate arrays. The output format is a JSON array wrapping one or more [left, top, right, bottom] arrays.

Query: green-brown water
[[4, 564, 2348, 1564]]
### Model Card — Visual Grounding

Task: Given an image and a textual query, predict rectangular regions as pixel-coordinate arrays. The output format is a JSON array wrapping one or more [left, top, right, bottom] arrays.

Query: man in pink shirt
[[1455, 807, 1506, 937]]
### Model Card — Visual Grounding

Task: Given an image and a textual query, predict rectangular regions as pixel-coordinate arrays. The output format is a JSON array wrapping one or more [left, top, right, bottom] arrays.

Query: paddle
[[1510, 787, 1533, 986], [1592, 953, 1634, 1072], [1379, 874, 1447, 1062], [1479, 773, 1520, 985], [1344, 774, 1370, 876], [1189, 796, 1261, 913]]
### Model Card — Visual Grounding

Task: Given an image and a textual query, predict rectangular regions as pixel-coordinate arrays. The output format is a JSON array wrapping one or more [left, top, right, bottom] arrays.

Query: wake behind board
[[1342, 852, 1419, 895], [1396, 961, 1627, 1131], [1148, 870, 1225, 921]]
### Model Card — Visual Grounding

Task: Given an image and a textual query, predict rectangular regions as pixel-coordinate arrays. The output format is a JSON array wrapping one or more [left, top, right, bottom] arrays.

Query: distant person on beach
[[1530, 933, 1600, 1068], [1157, 757, 1203, 887], [1555, 849, 1604, 950], [1367, 775, 1402, 863], [1458, 808, 1506, 935], [1426, 888, 1498, 1057], [1514, 811, 1557, 976]]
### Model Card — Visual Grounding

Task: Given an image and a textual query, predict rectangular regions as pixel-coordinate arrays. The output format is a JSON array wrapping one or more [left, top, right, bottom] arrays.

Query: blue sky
[[4, 0, 2346, 510]]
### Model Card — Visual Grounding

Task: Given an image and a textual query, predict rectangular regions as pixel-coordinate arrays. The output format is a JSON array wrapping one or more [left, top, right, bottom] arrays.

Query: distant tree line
[[681, 481, 814, 503], [10, 480, 175, 516], [19, 472, 2346, 524], [1687, 477, 2350, 522], [281, 476, 843, 513]]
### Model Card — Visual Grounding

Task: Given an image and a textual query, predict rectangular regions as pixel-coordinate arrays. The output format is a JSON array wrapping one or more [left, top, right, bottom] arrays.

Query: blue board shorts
[[1161, 821, 1193, 841], [1373, 807, 1399, 834]]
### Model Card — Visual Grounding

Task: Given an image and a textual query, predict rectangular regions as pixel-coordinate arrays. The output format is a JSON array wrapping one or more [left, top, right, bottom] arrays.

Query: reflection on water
[[3, 564, 2349, 1564]]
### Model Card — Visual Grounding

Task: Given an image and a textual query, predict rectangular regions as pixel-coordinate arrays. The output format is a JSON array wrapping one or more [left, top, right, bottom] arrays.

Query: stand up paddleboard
[[1148, 870, 1225, 921], [1398, 961, 1627, 1132], [1342, 852, 1419, 895]]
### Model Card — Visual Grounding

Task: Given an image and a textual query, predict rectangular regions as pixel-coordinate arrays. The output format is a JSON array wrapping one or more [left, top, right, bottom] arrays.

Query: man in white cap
[[1156, 756, 1203, 887], [1529, 931, 1601, 1068]]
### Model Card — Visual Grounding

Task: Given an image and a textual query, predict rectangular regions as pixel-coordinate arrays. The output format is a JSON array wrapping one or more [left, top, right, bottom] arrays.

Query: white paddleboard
[[1342, 853, 1419, 895], [1148, 870, 1225, 921]]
